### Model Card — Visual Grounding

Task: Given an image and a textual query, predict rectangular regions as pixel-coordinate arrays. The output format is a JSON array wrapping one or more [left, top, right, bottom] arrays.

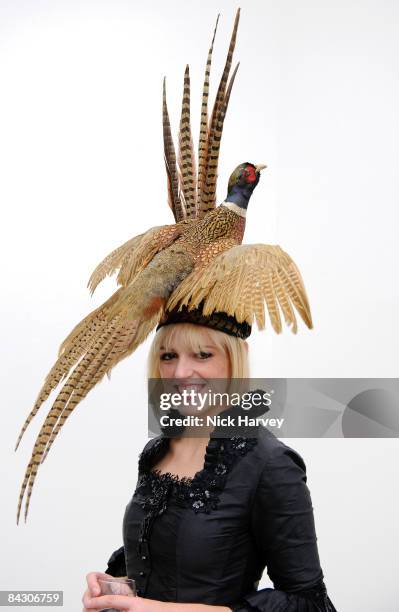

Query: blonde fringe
[[147, 322, 250, 380]]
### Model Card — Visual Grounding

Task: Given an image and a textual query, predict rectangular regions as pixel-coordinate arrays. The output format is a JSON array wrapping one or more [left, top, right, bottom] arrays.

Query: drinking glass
[[98, 577, 136, 612]]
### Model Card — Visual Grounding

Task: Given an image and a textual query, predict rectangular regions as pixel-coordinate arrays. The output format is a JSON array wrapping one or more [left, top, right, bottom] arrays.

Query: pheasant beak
[[255, 164, 267, 173]]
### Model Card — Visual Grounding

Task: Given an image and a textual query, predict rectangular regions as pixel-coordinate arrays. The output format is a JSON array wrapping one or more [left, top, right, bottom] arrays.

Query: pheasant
[[15, 8, 313, 523]]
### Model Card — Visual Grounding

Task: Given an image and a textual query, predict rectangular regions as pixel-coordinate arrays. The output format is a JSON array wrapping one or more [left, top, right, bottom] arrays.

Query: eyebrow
[[159, 345, 216, 351]]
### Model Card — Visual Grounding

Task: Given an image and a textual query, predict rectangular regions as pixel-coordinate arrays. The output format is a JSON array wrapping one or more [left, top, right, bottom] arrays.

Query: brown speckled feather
[[166, 244, 313, 333], [199, 8, 240, 216], [17, 312, 161, 524], [14, 288, 124, 455], [163, 78, 186, 221], [178, 65, 197, 218], [197, 14, 219, 215]]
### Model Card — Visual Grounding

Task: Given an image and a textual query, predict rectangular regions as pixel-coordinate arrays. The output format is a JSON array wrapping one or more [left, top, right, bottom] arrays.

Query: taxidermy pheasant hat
[[15, 8, 313, 523]]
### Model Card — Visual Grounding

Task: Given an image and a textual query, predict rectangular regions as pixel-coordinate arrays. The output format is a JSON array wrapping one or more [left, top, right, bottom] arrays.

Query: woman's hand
[[82, 573, 165, 612], [82, 571, 140, 611], [82, 574, 232, 612]]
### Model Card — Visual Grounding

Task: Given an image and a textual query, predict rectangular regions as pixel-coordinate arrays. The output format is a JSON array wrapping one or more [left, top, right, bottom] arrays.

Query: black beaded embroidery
[[134, 436, 258, 543]]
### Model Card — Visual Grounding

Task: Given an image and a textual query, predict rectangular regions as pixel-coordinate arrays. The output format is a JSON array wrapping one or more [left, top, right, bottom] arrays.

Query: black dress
[[105, 425, 337, 611]]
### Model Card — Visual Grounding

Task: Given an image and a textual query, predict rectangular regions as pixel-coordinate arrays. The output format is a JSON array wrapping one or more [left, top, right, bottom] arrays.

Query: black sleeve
[[230, 444, 337, 611], [104, 545, 127, 577]]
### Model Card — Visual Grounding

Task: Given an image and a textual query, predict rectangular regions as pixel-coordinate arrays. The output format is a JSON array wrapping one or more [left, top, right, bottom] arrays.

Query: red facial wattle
[[245, 165, 257, 183]]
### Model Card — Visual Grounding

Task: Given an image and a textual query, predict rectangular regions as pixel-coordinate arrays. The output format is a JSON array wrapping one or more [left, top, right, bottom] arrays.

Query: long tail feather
[[16, 309, 161, 524], [163, 78, 185, 221], [199, 8, 240, 216], [200, 61, 240, 213], [39, 311, 159, 468], [41, 312, 161, 465], [14, 290, 123, 452], [40, 319, 141, 465], [40, 316, 128, 465], [197, 14, 219, 214], [178, 65, 197, 218], [17, 316, 124, 524]]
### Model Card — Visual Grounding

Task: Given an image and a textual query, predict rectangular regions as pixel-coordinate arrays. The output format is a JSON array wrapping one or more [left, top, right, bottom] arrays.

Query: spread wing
[[87, 221, 195, 295], [166, 244, 313, 333]]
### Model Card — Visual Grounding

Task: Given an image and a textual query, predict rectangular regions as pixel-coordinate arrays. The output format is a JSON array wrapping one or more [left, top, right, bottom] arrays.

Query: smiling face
[[159, 324, 231, 381], [147, 322, 250, 417], [157, 324, 232, 417]]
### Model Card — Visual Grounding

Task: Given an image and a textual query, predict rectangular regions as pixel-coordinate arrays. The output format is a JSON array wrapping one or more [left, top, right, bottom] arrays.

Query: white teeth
[[177, 384, 204, 394]]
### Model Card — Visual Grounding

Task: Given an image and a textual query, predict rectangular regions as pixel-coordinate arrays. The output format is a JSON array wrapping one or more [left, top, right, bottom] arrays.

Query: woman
[[82, 312, 337, 612]]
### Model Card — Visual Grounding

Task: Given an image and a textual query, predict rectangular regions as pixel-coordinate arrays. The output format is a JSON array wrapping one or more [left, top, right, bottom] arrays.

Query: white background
[[1, 0, 398, 610]]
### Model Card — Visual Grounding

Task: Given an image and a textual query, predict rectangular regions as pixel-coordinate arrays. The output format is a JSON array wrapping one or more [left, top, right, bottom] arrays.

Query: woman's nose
[[172, 357, 195, 379]]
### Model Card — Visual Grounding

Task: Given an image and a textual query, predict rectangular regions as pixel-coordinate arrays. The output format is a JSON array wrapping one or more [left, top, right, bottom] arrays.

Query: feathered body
[[103, 205, 246, 323], [15, 8, 313, 523]]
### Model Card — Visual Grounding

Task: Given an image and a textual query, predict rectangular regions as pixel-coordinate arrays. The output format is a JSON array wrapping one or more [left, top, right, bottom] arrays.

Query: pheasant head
[[226, 162, 267, 209]]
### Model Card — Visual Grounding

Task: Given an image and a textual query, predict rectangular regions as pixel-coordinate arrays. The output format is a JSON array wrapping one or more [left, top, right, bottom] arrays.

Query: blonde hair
[[147, 323, 250, 380]]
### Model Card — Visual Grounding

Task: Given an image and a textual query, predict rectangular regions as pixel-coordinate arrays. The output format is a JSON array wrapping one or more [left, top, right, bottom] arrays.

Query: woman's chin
[[177, 404, 224, 419], [177, 405, 209, 418]]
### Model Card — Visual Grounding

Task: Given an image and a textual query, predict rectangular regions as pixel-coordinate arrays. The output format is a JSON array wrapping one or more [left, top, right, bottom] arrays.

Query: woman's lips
[[175, 383, 206, 394]]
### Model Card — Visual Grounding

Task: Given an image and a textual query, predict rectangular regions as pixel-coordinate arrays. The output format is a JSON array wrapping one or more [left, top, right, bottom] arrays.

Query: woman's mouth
[[175, 383, 206, 395]]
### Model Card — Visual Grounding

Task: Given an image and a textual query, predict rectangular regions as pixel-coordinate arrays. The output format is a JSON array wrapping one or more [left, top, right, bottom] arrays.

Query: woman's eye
[[197, 351, 212, 359], [160, 352, 177, 361]]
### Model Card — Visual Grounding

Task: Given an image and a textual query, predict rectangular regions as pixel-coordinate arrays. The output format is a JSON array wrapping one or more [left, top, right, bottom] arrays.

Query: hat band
[[156, 305, 251, 339]]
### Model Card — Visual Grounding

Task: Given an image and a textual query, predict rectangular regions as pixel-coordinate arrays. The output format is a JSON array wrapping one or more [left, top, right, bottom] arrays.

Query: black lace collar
[[136, 434, 259, 515]]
